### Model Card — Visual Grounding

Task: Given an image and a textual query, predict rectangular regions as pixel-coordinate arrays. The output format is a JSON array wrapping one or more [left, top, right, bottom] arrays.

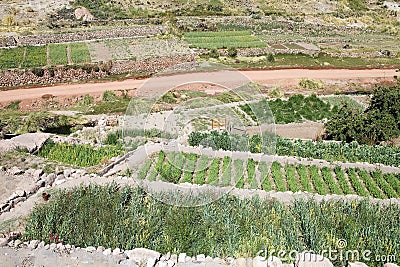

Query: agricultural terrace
[[188, 131, 400, 167], [136, 150, 400, 200], [184, 31, 266, 49], [24, 184, 400, 267], [87, 37, 191, 62], [0, 43, 90, 69]]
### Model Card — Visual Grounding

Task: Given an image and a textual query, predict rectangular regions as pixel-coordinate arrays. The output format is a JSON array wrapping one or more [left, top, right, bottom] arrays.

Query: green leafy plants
[[234, 159, 245, 189], [49, 44, 68, 66], [271, 161, 285, 191], [285, 165, 300, 192], [184, 31, 266, 49], [333, 166, 353, 195], [0, 47, 24, 69], [220, 156, 232, 187], [357, 169, 385, 199], [297, 164, 312, 192], [38, 141, 123, 167], [321, 167, 342, 195], [259, 162, 272, 191], [194, 155, 209, 185], [207, 158, 221, 185], [309, 166, 327, 195], [137, 160, 153, 180], [347, 168, 369, 197], [181, 154, 197, 183], [247, 158, 258, 189], [22, 46, 47, 68], [70, 42, 91, 64], [24, 184, 400, 267]]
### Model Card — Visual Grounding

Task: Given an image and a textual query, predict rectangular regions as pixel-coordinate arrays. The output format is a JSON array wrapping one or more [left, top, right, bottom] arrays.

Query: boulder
[[253, 256, 267, 267], [126, 248, 161, 262], [295, 252, 333, 267], [0, 238, 9, 247], [384, 264, 400, 267], [11, 133, 51, 153], [178, 253, 186, 263], [28, 240, 40, 249], [9, 167, 23, 175], [266, 256, 282, 267]]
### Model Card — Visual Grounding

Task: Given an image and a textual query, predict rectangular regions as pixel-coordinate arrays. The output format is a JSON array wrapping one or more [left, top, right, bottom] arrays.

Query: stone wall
[[0, 55, 196, 88], [6, 26, 169, 47]]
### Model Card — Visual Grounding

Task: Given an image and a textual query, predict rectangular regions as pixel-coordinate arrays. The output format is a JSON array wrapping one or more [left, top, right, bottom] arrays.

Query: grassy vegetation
[[189, 130, 400, 167], [140, 151, 400, 199], [184, 31, 266, 49], [23, 184, 400, 267], [37, 141, 123, 167], [0, 47, 25, 69], [22, 46, 47, 68], [48, 44, 68, 66], [205, 52, 400, 69], [70, 42, 91, 64], [239, 94, 336, 124]]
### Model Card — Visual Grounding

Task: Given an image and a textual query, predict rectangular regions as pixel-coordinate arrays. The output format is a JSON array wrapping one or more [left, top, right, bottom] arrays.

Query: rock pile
[[0, 240, 398, 267]]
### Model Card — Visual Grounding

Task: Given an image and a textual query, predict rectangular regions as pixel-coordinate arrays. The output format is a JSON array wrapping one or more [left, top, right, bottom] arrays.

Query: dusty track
[[0, 68, 397, 104]]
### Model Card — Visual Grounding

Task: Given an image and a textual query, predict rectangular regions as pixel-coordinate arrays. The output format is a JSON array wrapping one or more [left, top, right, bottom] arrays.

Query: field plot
[[137, 151, 400, 199], [48, 44, 68, 66], [21, 46, 47, 68], [70, 42, 91, 64], [184, 31, 266, 49], [87, 37, 192, 61], [87, 41, 112, 62], [240, 94, 336, 124], [0, 47, 25, 69]]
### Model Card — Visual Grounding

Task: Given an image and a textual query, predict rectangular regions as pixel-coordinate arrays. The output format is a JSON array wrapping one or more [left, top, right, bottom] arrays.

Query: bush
[[102, 90, 119, 102], [325, 85, 400, 144]]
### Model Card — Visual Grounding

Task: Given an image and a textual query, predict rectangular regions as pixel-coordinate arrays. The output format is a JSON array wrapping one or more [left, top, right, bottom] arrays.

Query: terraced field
[[87, 37, 192, 62], [0, 43, 91, 69], [184, 31, 266, 49], [137, 151, 400, 199]]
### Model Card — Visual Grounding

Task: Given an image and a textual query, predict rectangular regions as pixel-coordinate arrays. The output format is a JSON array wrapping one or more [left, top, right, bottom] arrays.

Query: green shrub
[[102, 90, 119, 102]]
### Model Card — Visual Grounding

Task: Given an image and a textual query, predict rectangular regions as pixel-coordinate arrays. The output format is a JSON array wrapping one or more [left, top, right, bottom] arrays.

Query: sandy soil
[[0, 68, 397, 105]]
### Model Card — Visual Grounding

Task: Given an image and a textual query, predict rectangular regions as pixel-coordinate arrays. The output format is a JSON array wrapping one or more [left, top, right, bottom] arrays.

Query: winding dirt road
[[0, 68, 397, 104]]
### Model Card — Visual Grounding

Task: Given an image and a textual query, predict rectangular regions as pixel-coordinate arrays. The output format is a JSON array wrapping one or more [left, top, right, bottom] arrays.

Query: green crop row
[[189, 130, 400, 167], [138, 151, 400, 200]]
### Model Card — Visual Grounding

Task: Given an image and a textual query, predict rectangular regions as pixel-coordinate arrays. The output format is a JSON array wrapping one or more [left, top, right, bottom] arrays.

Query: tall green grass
[[38, 141, 123, 167], [24, 184, 400, 267]]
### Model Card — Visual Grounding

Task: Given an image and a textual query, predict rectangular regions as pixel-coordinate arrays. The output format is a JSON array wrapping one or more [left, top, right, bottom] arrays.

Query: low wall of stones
[[0, 55, 196, 88], [13, 26, 169, 47]]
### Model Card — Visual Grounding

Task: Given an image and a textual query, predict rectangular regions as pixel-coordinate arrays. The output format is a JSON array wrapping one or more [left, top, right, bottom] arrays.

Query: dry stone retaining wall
[[0, 55, 196, 88], [9, 26, 169, 47]]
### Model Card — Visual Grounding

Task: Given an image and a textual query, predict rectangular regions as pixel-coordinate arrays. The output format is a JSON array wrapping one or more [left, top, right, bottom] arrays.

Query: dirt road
[[0, 68, 397, 104]]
